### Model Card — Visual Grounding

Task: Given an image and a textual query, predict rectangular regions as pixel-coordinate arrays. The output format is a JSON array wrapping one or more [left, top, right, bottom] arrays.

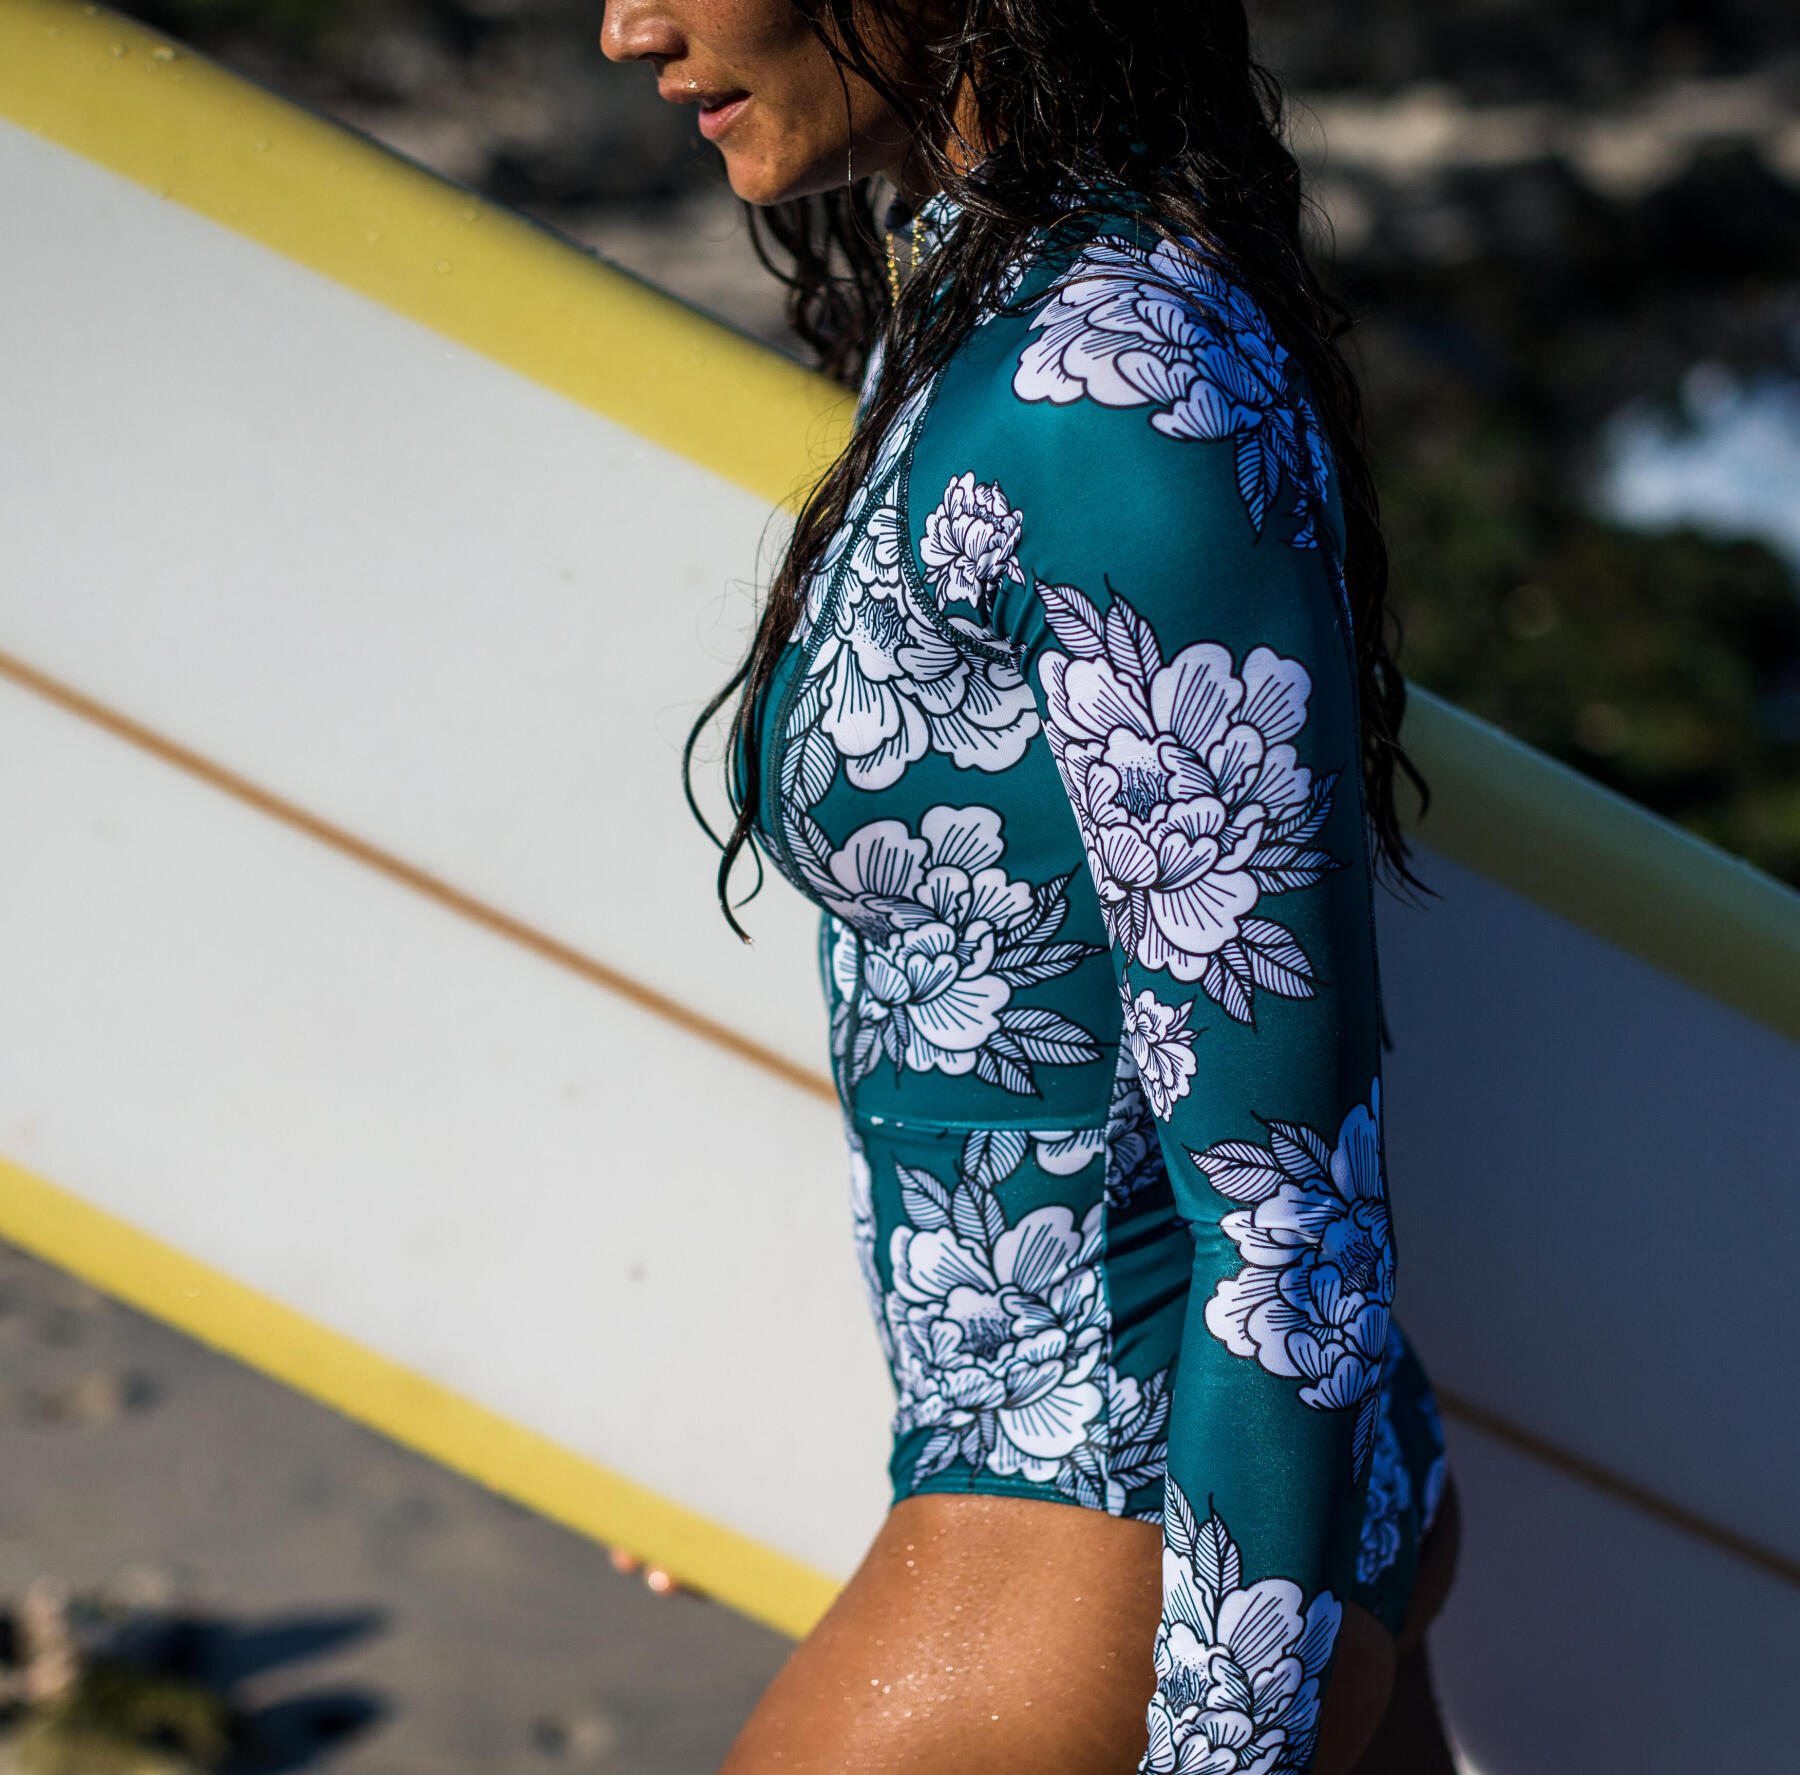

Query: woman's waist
[[837, 1064, 1117, 1139]]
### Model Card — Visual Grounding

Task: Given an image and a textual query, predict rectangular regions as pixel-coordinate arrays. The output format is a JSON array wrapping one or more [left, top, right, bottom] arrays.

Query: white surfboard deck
[[2, 15, 1797, 1769]]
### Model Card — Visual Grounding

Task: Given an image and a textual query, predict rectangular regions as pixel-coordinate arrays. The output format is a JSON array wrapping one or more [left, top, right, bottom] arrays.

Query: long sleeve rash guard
[[747, 201, 1446, 1775]]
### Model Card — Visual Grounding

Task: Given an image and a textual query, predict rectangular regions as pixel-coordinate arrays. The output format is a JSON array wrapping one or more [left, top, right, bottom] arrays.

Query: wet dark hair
[[687, 0, 1425, 935]]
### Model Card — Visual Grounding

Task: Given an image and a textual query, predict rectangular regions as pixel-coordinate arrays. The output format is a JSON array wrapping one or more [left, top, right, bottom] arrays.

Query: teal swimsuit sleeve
[[952, 235, 1394, 1773]]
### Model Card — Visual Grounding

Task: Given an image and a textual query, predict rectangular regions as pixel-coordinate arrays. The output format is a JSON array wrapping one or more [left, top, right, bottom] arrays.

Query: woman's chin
[[723, 162, 782, 205], [711, 142, 779, 205], [723, 136, 879, 207]]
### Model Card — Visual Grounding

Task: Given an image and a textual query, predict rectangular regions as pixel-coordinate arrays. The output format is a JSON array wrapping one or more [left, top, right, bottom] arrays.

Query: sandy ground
[[0, 1237, 791, 1773]]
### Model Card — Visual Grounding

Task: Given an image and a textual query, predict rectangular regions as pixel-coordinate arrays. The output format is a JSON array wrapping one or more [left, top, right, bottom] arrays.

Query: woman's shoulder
[[914, 204, 1340, 563]]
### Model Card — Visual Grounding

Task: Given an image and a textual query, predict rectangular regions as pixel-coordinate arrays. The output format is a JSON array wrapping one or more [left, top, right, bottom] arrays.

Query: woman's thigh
[[719, 1492, 1397, 1775]]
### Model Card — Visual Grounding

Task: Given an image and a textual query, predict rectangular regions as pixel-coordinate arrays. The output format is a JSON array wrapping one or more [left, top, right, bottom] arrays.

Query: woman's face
[[600, 0, 913, 205]]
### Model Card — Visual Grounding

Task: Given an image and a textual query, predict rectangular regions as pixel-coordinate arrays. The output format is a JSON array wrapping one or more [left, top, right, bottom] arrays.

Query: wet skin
[[600, 3, 1462, 1767], [713, 1486, 1459, 1775]]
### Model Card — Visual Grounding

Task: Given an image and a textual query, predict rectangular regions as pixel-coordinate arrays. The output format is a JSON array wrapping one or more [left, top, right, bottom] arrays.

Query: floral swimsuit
[[747, 198, 1447, 1774]]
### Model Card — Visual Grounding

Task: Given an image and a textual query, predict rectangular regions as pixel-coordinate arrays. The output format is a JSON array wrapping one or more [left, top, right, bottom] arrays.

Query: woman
[[601, 3, 1461, 1769]]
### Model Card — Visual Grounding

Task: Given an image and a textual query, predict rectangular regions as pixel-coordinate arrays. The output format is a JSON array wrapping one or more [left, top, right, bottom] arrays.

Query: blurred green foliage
[[2, 1660, 231, 1774], [1369, 329, 1800, 882]]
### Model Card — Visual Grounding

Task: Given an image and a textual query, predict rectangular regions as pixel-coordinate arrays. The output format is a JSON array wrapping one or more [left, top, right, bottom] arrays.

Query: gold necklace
[[885, 211, 926, 305]]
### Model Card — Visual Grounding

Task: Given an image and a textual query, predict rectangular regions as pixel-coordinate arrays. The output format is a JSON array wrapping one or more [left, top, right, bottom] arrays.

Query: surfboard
[[2, 5, 1796, 1768]]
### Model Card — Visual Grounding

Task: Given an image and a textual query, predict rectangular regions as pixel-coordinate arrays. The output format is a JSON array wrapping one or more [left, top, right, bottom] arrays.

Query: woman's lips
[[695, 92, 750, 141]]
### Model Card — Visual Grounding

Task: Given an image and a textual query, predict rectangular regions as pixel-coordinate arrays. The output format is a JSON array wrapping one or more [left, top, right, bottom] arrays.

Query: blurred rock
[[530, 1706, 618, 1761], [29, 1373, 158, 1430]]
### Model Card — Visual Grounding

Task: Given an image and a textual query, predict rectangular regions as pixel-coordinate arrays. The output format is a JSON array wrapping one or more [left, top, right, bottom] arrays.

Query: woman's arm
[[969, 232, 1394, 1773]]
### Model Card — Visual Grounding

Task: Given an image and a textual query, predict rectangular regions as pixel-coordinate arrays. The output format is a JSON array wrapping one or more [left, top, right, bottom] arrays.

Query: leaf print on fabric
[[1102, 1050, 1165, 1210], [824, 914, 861, 1081], [1142, 1482, 1341, 1775], [887, 1155, 1167, 1513], [1086, 1366, 1171, 1518], [1356, 1398, 1411, 1587], [797, 805, 1105, 1093], [796, 380, 928, 638], [920, 473, 1026, 616], [1025, 1048, 1169, 1215], [1121, 982, 1200, 1120], [960, 1125, 1104, 1189], [1039, 580, 1339, 1022], [958, 1052, 1169, 1222], [1015, 234, 1333, 548], [845, 1123, 896, 1370], [1195, 1082, 1394, 1476]]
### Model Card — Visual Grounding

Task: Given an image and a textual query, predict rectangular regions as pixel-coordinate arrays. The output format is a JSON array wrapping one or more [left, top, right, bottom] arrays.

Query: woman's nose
[[599, 0, 683, 65]]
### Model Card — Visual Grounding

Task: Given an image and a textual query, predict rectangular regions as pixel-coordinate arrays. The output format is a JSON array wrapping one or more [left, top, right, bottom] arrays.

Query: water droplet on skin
[[150, 44, 176, 61], [460, 205, 476, 222], [435, 260, 451, 274], [254, 137, 271, 151], [107, 41, 126, 56]]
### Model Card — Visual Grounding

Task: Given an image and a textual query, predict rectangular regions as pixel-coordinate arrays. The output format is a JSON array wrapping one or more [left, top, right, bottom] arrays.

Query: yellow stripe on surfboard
[[1403, 688, 1800, 1043], [0, 0, 853, 513], [0, 1152, 841, 1640]]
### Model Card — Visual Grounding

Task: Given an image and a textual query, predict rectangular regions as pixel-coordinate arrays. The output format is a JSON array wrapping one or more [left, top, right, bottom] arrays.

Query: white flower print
[[788, 447, 1038, 795], [800, 805, 1104, 1094], [954, 1050, 1168, 1220], [1038, 580, 1339, 1022], [1356, 1406, 1411, 1587], [1142, 1482, 1340, 1775], [886, 1158, 1168, 1512], [920, 473, 1026, 615], [1194, 1083, 1394, 1474], [1016, 235, 1333, 548], [960, 1125, 1104, 1189], [1121, 983, 1200, 1120], [799, 547, 1040, 793], [888, 1168, 1108, 1491], [956, 1069, 1169, 1198], [1103, 1051, 1165, 1211], [845, 1124, 896, 1370]]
